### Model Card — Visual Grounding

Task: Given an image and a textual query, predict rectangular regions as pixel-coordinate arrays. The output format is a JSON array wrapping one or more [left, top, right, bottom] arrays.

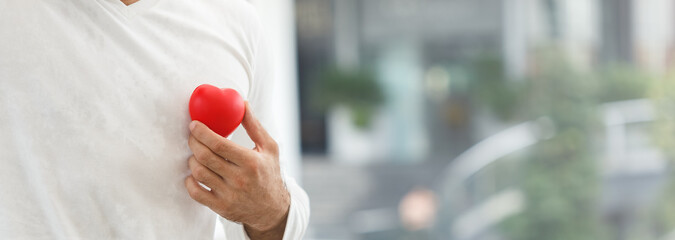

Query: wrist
[[245, 198, 290, 240], [244, 189, 291, 240], [259, 189, 291, 231]]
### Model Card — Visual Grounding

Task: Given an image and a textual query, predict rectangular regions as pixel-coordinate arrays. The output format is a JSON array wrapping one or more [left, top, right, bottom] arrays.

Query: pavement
[[301, 156, 448, 240]]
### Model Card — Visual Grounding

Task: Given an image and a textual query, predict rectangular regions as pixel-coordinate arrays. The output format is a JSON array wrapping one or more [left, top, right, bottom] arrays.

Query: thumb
[[241, 101, 273, 149]]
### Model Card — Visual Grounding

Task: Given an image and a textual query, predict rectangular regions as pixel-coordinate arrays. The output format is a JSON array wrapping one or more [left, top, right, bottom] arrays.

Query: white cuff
[[281, 177, 310, 240]]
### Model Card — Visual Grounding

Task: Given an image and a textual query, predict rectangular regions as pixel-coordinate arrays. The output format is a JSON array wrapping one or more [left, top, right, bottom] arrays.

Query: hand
[[185, 102, 290, 239]]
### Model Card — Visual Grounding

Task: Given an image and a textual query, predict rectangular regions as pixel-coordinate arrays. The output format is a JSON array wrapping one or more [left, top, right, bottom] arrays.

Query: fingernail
[[189, 121, 197, 131]]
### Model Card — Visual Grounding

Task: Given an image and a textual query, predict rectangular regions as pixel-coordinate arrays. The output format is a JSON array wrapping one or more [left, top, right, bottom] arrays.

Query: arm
[[186, 104, 299, 240], [192, 4, 309, 238]]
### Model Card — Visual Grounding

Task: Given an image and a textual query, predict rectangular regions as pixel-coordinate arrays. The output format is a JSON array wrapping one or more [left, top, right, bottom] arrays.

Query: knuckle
[[212, 140, 228, 154], [192, 167, 208, 181], [246, 159, 259, 172], [188, 138, 198, 150], [188, 186, 202, 200], [194, 125, 206, 138], [189, 156, 199, 168], [194, 150, 209, 162], [202, 154, 217, 166], [268, 139, 279, 153], [196, 153, 217, 167]]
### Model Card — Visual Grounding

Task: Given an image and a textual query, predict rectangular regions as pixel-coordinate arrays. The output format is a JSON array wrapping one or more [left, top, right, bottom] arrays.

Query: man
[[0, 0, 309, 239]]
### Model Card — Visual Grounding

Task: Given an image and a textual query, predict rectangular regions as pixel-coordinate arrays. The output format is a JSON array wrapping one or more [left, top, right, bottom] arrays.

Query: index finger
[[189, 120, 253, 165], [241, 101, 275, 150]]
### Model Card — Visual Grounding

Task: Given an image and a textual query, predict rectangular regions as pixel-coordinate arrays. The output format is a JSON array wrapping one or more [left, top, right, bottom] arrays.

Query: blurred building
[[296, 0, 675, 240], [296, 0, 675, 160], [296, 0, 504, 164]]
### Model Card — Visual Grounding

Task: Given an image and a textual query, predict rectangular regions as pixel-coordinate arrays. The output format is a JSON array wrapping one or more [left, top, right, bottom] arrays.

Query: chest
[[0, 0, 253, 168]]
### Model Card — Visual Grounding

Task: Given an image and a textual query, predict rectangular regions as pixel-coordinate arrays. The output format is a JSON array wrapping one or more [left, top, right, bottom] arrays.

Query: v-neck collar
[[98, 0, 161, 18]]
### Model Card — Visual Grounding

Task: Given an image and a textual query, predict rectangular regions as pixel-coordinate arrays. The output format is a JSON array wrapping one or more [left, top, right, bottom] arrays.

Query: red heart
[[189, 84, 245, 137]]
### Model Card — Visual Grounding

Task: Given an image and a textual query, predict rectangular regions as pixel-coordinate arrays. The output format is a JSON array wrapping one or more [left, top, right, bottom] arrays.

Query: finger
[[188, 134, 230, 167], [188, 136, 239, 176], [189, 121, 253, 165], [241, 101, 274, 149], [185, 175, 217, 207], [188, 156, 224, 190]]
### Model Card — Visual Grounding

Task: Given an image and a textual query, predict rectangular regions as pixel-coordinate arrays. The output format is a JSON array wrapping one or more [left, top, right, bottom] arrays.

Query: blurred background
[[247, 0, 675, 240]]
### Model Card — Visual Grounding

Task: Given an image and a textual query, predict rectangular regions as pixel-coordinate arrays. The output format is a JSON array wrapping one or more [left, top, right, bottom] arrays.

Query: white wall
[[633, 0, 675, 73], [559, 0, 600, 71], [249, 0, 302, 182]]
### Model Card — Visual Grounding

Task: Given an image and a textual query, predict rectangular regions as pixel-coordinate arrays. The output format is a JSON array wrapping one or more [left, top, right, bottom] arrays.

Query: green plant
[[500, 48, 606, 240], [466, 53, 524, 122], [462, 47, 656, 240], [652, 76, 675, 160], [311, 66, 384, 128], [646, 75, 675, 239]]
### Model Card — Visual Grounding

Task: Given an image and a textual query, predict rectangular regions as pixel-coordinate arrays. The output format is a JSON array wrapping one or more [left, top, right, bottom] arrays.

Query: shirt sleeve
[[220, 5, 310, 239]]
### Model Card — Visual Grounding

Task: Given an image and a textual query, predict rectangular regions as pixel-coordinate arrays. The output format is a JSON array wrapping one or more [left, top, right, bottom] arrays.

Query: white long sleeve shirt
[[0, 0, 309, 239]]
